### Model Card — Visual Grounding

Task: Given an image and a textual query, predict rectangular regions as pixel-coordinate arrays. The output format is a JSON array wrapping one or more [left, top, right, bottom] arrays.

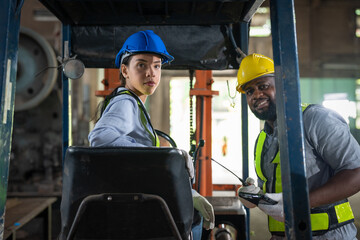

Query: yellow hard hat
[[236, 53, 274, 93]]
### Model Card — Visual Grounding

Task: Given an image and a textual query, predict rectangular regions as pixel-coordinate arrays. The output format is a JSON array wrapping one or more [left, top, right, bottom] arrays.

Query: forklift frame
[[0, 0, 312, 239]]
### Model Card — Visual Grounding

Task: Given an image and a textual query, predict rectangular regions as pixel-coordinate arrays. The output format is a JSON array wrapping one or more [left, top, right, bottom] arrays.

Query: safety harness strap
[[272, 152, 282, 193], [255, 132, 282, 193], [104, 89, 160, 147], [255, 131, 267, 192]]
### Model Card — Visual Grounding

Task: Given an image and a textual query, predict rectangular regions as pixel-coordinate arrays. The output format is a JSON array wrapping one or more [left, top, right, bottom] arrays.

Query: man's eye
[[259, 84, 269, 90], [138, 63, 145, 68], [154, 64, 161, 69], [246, 90, 253, 96]]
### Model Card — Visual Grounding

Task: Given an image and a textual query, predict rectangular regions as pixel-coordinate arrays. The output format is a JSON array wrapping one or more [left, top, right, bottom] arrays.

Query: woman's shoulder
[[110, 88, 138, 104], [103, 91, 139, 115]]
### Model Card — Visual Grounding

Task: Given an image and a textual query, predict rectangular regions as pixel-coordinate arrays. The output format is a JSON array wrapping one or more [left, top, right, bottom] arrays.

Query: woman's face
[[121, 53, 162, 102]]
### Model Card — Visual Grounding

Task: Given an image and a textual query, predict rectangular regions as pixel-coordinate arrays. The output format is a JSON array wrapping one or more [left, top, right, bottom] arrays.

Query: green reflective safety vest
[[255, 104, 354, 236], [103, 89, 160, 147]]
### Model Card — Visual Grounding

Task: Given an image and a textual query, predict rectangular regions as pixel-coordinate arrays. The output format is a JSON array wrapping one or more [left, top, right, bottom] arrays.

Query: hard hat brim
[[115, 50, 174, 68], [237, 73, 275, 94]]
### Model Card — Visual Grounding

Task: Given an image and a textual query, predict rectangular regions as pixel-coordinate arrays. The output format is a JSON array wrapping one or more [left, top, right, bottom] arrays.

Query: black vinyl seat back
[[59, 146, 194, 240]]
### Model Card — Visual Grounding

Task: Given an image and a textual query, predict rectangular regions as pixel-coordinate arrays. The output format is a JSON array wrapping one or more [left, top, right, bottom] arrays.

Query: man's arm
[[310, 167, 360, 208], [304, 106, 360, 208]]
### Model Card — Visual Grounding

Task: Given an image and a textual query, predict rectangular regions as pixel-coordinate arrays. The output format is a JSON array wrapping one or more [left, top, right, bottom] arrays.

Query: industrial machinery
[[9, 26, 62, 194]]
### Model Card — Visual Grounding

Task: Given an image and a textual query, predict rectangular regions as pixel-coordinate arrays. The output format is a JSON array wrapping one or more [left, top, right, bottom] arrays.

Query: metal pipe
[[270, 0, 311, 238]]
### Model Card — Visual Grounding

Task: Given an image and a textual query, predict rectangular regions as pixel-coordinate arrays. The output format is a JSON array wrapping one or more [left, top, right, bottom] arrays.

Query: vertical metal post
[[270, 0, 312, 239], [62, 24, 72, 164], [0, 0, 23, 238], [239, 22, 250, 240], [191, 70, 219, 196], [194, 70, 212, 196]]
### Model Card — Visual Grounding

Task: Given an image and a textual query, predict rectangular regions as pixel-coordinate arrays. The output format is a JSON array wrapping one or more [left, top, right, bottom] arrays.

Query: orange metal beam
[[192, 70, 219, 196], [95, 69, 121, 97], [213, 184, 241, 192], [98, 69, 221, 196]]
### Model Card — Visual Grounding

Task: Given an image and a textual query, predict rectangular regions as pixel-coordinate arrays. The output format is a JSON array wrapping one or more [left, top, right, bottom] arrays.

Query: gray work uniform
[[87, 87, 198, 238], [258, 104, 360, 240], [88, 87, 194, 178], [88, 87, 156, 147]]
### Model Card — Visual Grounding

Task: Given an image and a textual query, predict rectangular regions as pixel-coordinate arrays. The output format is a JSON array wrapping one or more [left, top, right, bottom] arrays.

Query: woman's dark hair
[[92, 55, 132, 123], [118, 55, 132, 87]]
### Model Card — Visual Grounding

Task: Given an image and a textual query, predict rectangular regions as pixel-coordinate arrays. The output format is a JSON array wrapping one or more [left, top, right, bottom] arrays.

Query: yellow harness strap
[[107, 90, 159, 147]]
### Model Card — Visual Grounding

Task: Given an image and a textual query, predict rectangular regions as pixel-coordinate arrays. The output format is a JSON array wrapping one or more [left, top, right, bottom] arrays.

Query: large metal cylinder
[[215, 226, 234, 240], [15, 27, 58, 111], [9, 27, 62, 194]]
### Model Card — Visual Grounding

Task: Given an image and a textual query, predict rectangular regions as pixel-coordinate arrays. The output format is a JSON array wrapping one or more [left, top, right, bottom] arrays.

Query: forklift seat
[[59, 146, 194, 240]]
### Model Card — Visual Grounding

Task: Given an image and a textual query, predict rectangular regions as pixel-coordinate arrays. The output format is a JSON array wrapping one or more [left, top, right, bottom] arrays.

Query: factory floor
[[7, 191, 360, 239], [248, 192, 360, 239]]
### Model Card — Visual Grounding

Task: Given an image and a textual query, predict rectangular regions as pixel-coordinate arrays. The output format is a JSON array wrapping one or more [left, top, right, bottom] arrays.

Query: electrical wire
[[211, 158, 248, 186]]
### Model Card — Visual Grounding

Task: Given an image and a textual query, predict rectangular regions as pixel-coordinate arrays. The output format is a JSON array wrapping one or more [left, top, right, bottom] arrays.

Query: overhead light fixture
[[322, 63, 360, 70], [33, 9, 58, 22]]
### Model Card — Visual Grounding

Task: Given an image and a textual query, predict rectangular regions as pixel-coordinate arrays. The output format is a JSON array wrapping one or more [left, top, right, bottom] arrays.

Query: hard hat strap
[[119, 52, 132, 69]]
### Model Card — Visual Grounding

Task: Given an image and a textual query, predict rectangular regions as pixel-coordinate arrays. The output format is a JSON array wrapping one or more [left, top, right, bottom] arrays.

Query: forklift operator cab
[[60, 146, 194, 240], [1, 0, 313, 239]]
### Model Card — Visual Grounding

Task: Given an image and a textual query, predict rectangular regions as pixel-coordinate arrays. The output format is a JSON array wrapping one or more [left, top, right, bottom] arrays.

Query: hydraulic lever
[[192, 139, 248, 186], [192, 139, 205, 168]]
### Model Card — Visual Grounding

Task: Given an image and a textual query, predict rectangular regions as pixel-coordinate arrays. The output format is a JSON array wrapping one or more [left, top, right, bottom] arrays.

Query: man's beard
[[252, 100, 277, 121]]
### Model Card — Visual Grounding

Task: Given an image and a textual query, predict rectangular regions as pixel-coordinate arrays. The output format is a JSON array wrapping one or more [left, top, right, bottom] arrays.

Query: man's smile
[[254, 99, 269, 110]]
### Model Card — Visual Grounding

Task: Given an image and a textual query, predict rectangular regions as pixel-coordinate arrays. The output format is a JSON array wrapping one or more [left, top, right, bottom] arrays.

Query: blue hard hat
[[115, 30, 174, 68]]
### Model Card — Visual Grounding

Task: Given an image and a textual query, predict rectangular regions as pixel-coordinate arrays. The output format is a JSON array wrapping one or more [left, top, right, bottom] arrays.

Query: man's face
[[243, 76, 277, 122]]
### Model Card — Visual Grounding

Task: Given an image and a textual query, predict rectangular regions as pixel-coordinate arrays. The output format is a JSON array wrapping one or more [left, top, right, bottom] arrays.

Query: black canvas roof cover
[[73, 25, 242, 69], [39, 0, 264, 69]]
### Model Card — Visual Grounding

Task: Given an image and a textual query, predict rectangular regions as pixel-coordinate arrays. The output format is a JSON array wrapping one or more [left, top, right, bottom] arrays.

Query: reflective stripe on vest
[[255, 132, 281, 193], [268, 200, 354, 235], [104, 90, 160, 147], [255, 104, 354, 235], [138, 104, 160, 147]]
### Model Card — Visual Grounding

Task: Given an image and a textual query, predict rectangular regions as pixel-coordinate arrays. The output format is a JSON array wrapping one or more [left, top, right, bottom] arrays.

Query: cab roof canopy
[[39, 0, 264, 69]]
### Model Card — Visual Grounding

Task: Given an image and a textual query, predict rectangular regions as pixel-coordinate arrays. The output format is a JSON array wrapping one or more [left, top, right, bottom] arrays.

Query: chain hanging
[[189, 70, 196, 155], [226, 80, 237, 108]]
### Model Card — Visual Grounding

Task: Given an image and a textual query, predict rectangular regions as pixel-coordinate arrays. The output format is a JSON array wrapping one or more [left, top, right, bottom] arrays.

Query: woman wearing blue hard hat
[[89, 30, 174, 147], [88, 30, 214, 239]]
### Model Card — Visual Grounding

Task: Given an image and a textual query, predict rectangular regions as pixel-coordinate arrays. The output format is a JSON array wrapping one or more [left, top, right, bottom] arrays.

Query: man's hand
[[237, 177, 262, 194], [258, 193, 284, 222], [192, 190, 215, 230], [180, 150, 194, 179], [237, 177, 262, 208]]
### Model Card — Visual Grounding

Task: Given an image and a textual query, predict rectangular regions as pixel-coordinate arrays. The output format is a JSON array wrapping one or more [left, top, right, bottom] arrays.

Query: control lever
[[211, 158, 277, 205], [211, 158, 248, 186], [192, 139, 205, 167], [192, 140, 248, 186]]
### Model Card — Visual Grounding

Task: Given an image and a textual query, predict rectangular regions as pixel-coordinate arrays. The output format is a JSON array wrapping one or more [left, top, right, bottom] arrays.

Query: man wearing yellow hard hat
[[236, 53, 360, 239]]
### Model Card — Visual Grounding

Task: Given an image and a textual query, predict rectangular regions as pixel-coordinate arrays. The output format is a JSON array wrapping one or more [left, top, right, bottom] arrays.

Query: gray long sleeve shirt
[[88, 88, 155, 147], [258, 104, 360, 240]]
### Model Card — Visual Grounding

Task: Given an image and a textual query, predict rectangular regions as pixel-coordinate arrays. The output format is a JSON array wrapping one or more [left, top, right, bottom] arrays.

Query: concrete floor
[[248, 192, 360, 239]]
